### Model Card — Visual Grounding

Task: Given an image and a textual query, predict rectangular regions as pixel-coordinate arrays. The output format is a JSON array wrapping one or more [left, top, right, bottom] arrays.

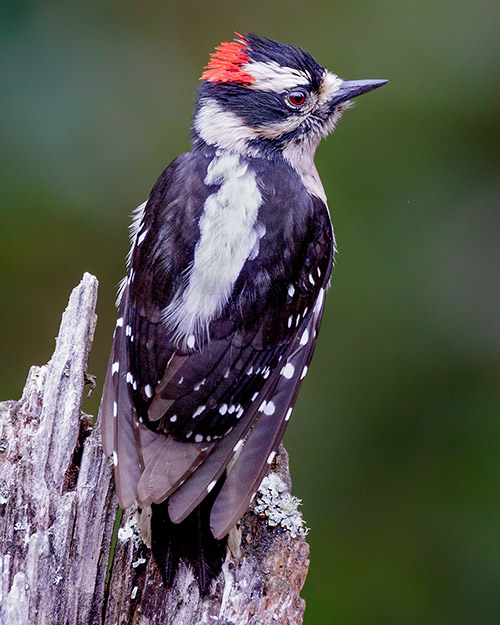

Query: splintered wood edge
[[0, 273, 117, 625]]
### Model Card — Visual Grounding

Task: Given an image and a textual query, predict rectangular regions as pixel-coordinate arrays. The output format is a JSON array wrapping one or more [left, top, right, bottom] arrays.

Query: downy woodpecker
[[101, 33, 386, 594]]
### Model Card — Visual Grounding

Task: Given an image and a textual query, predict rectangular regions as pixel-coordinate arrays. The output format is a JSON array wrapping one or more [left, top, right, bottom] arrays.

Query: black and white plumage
[[100, 33, 386, 594]]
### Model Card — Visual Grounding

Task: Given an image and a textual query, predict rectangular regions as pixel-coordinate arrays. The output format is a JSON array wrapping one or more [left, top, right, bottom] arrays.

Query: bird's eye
[[287, 89, 307, 108]]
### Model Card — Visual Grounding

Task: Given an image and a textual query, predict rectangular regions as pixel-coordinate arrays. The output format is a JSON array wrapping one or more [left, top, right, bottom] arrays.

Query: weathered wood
[[0, 274, 310, 625], [104, 446, 309, 625], [0, 273, 116, 625]]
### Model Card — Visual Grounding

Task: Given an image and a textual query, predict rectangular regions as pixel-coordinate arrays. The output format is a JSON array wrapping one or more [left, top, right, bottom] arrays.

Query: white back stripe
[[163, 153, 262, 346]]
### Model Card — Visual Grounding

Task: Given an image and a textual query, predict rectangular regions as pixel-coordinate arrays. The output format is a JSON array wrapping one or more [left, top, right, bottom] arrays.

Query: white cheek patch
[[195, 99, 258, 153], [195, 96, 305, 147], [162, 153, 263, 348], [245, 61, 311, 92]]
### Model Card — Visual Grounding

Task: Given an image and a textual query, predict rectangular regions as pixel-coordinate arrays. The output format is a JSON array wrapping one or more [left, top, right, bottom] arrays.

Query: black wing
[[101, 149, 335, 537]]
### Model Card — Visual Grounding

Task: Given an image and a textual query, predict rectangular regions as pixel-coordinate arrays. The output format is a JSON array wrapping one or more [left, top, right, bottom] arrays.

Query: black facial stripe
[[196, 81, 330, 157], [198, 82, 294, 127]]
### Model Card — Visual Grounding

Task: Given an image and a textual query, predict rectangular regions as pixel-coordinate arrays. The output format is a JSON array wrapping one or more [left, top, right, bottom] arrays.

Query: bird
[[100, 33, 386, 595]]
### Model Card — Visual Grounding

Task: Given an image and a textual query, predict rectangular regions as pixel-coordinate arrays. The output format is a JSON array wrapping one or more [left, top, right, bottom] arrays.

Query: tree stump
[[0, 274, 310, 625]]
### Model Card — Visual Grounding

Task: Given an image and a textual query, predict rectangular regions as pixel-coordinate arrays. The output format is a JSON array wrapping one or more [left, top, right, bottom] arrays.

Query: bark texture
[[0, 273, 114, 625], [0, 274, 310, 625]]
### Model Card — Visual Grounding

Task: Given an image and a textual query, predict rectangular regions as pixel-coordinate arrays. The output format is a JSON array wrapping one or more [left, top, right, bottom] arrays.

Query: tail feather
[[150, 478, 227, 596]]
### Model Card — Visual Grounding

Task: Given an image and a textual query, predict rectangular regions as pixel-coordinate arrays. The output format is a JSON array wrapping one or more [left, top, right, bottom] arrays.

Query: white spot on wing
[[192, 405, 206, 418], [207, 480, 217, 493], [187, 335, 195, 349], [112, 362, 119, 375], [285, 407, 293, 421], [281, 362, 295, 379], [112, 451, 118, 466], [170, 415, 177, 422], [195, 434, 203, 443], [301, 366, 308, 380], [233, 439, 244, 453], [314, 288, 325, 314], [264, 401, 276, 416], [267, 451, 276, 464], [113, 401, 117, 417], [193, 378, 206, 391], [116, 317, 123, 327], [300, 328, 310, 346], [288, 284, 295, 297], [144, 384, 153, 398]]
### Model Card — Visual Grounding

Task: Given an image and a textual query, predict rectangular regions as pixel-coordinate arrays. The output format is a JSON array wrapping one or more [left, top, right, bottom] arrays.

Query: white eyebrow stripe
[[245, 60, 311, 92]]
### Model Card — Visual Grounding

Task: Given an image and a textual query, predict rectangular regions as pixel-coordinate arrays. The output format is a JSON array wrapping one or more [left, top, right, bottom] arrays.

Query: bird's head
[[193, 33, 387, 161]]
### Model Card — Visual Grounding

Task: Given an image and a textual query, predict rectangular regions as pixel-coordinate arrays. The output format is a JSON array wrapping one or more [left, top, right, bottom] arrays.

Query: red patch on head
[[201, 34, 255, 84]]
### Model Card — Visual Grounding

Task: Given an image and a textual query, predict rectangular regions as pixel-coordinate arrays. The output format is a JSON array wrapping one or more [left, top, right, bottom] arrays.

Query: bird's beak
[[330, 79, 388, 108]]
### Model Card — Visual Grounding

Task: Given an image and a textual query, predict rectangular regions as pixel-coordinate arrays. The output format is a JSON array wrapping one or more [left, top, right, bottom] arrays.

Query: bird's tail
[[150, 482, 227, 596]]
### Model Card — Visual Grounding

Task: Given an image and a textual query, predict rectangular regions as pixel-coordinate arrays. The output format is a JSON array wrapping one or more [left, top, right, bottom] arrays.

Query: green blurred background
[[1, 1, 499, 622]]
